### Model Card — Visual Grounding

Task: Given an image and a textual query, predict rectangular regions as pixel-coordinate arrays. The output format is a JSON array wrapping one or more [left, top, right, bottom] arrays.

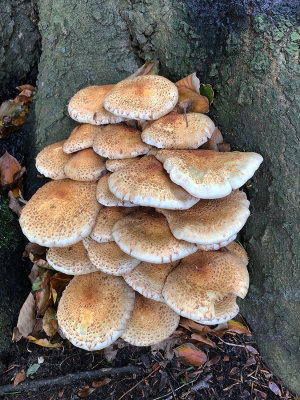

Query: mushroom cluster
[[20, 73, 263, 350]]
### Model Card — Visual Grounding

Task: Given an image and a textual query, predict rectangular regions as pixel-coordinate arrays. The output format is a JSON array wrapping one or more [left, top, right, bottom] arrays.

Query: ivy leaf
[[200, 84, 214, 104]]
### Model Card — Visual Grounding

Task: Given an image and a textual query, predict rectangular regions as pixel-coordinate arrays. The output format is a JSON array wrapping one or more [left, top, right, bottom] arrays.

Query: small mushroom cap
[[112, 210, 199, 264], [63, 125, 101, 154], [90, 207, 134, 243], [46, 241, 98, 275], [154, 149, 263, 199], [103, 75, 178, 121], [93, 123, 151, 159], [108, 156, 199, 209], [157, 190, 250, 247], [19, 180, 100, 247], [64, 149, 106, 181], [162, 248, 249, 324], [106, 158, 138, 172], [57, 271, 135, 350], [226, 241, 249, 264], [141, 112, 215, 149], [96, 174, 136, 207], [36, 140, 71, 179], [68, 85, 127, 125], [198, 294, 239, 325], [86, 239, 141, 276], [121, 294, 180, 346], [123, 261, 178, 302]]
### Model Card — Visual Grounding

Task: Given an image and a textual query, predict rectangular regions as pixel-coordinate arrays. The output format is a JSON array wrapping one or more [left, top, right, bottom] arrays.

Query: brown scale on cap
[[121, 293, 180, 346], [64, 148, 106, 181], [103, 75, 178, 121], [96, 173, 136, 207], [141, 112, 215, 149], [112, 210, 199, 264], [36, 140, 71, 179], [63, 124, 102, 154], [57, 271, 135, 350], [93, 123, 151, 159], [106, 158, 138, 172], [19, 180, 100, 247]]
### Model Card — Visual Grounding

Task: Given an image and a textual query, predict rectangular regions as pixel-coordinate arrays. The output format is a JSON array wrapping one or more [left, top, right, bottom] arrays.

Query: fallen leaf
[[50, 273, 71, 304], [229, 366, 240, 375], [268, 382, 281, 396], [78, 387, 96, 397], [35, 285, 51, 315], [42, 307, 58, 337], [200, 84, 214, 104], [13, 369, 26, 386], [12, 292, 36, 341], [8, 190, 23, 216], [128, 61, 159, 78], [176, 73, 209, 113], [27, 336, 62, 348], [206, 354, 221, 367], [226, 320, 251, 336], [26, 363, 40, 377], [0, 152, 25, 191], [174, 343, 207, 367], [16, 85, 35, 92], [191, 333, 216, 348], [246, 345, 259, 355], [24, 242, 46, 257], [243, 356, 257, 368], [92, 377, 111, 388]]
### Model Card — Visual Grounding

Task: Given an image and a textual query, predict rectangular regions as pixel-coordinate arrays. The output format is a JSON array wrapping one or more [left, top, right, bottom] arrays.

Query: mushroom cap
[[86, 239, 141, 276], [108, 156, 199, 209], [141, 112, 215, 149], [19, 180, 100, 247], [90, 207, 134, 243], [63, 124, 101, 154], [96, 174, 136, 207], [93, 123, 151, 159], [154, 149, 263, 199], [121, 294, 180, 346], [112, 210, 199, 263], [68, 85, 127, 125], [36, 140, 71, 179], [123, 261, 178, 302], [106, 158, 138, 172], [198, 294, 239, 325], [157, 190, 250, 247], [46, 241, 98, 275], [64, 149, 106, 181], [57, 271, 135, 350], [103, 75, 178, 121], [226, 241, 249, 264], [162, 248, 249, 324]]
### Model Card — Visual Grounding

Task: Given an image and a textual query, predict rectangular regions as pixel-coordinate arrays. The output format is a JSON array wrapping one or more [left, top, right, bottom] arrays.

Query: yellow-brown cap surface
[[96, 174, 136, 207], [106, 158, 138, 172], [64, 149, 106, 181], [63, 124, 102, 154], [36, 140, 71, 179]]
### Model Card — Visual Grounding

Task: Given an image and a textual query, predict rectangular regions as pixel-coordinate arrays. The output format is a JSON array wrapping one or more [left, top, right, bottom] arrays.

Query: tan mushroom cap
[[93, 123, 151, 159], [57, 271, 135, 350], [63, 124, 102, 154], [96, 174, 136, 207], [141, 112, 215, 149], [199, 294, 239, 325], [19, 180, 100, 247], [108, 156, 199, 209], [106, 158, 137, 172], [36, 140, 71, 179], [103, 75, 178, 121], [68, 85, 127, 125], [162, 248, 249, 324], [157, 190, 250, 248], [86, 239, 140, 276], [123, 261, 178, 302], [226, 241, 249, 264], [46, 241, 98, 275], [154, 149, 263, 199], [121, 294, 180, 346], [90, 207, 134, 243], [112, 210, 199, 263], [64, 149, 106, 181]]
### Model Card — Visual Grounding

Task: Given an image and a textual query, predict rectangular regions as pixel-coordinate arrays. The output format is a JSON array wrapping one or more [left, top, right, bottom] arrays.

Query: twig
[[217, 337, 245, 348], [0, 365, 142, 396], [152, 376, 200, 400]]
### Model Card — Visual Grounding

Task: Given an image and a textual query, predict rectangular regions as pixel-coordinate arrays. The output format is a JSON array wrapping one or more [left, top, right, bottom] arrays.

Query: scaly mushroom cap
[[123, 261, 178, 302], [46, 241, 98, 275], [68, 85, 127, 125], [108, 156, 199, 209], [162, 248, 249, 324], [141, 112, 215, 149], [154, 149, 263, 199], [86, 239, 141, 276], [36, 140, 71, 179], [63, 124, 101, 154], [93, 123, 151, 159], [64, 149, 106, 182], [90, 207, 134, 243], [19, 180, 100, 247], [157, 190, 250, 248], [199, 294, 239, 325], [226, 241, 249, 264], [103, 75, 178, 120], [57, 272, 135, 350], [121, 294, 180, 346], [112, 210, 199, 263], [106, 158, 138, 172], [96, 174, 136, 207]]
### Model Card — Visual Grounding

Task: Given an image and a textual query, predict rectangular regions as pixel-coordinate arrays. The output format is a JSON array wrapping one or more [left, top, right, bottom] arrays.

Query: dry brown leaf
[[246, 345, 259, 355], [78, 387, 96, 397], [24, 242, 46, 257], [0, 151, 25, 190], [206, 354, 221, 367], [27, 336, 62, 348], [176, 73, 209, 113], [176, 73, 200, 93], [127, 61, 159, 78], [8, 190, 23, 216], [243, 356, 257, 369], [42, 307, 58, 337], [16, 84, 35, 92], [13, 369, 26, 386], [174, 343, 207, 367], [92, 377, 111, 388], [227, 320, 251, 336], [191, 333, 216, 348], [35, 286, 51, 315], [13, 292, 36, 341]]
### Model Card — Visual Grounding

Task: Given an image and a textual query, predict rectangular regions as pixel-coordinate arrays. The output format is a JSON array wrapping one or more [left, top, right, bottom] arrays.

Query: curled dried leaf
[[27, 336, 62, 348], [127, 61, 159, 78], [13, 369, 26, 387], [227, 320, 251, 336], [174, 343, 207, 367], [13, 292, 36, 341], [0, 151, 24, 190]]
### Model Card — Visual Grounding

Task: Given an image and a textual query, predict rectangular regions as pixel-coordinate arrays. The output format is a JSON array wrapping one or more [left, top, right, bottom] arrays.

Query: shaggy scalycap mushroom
[[57, 272, 135, 350], [106, 158, 137, 172], [63, 124, 102, 154], [96, 174, 136, 207], [19, 180, 100, 246], [64, 148, 106, 181], [121, 294, 180, 346], [36, 140, 71, 179], [103, 75, 178, 120]]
